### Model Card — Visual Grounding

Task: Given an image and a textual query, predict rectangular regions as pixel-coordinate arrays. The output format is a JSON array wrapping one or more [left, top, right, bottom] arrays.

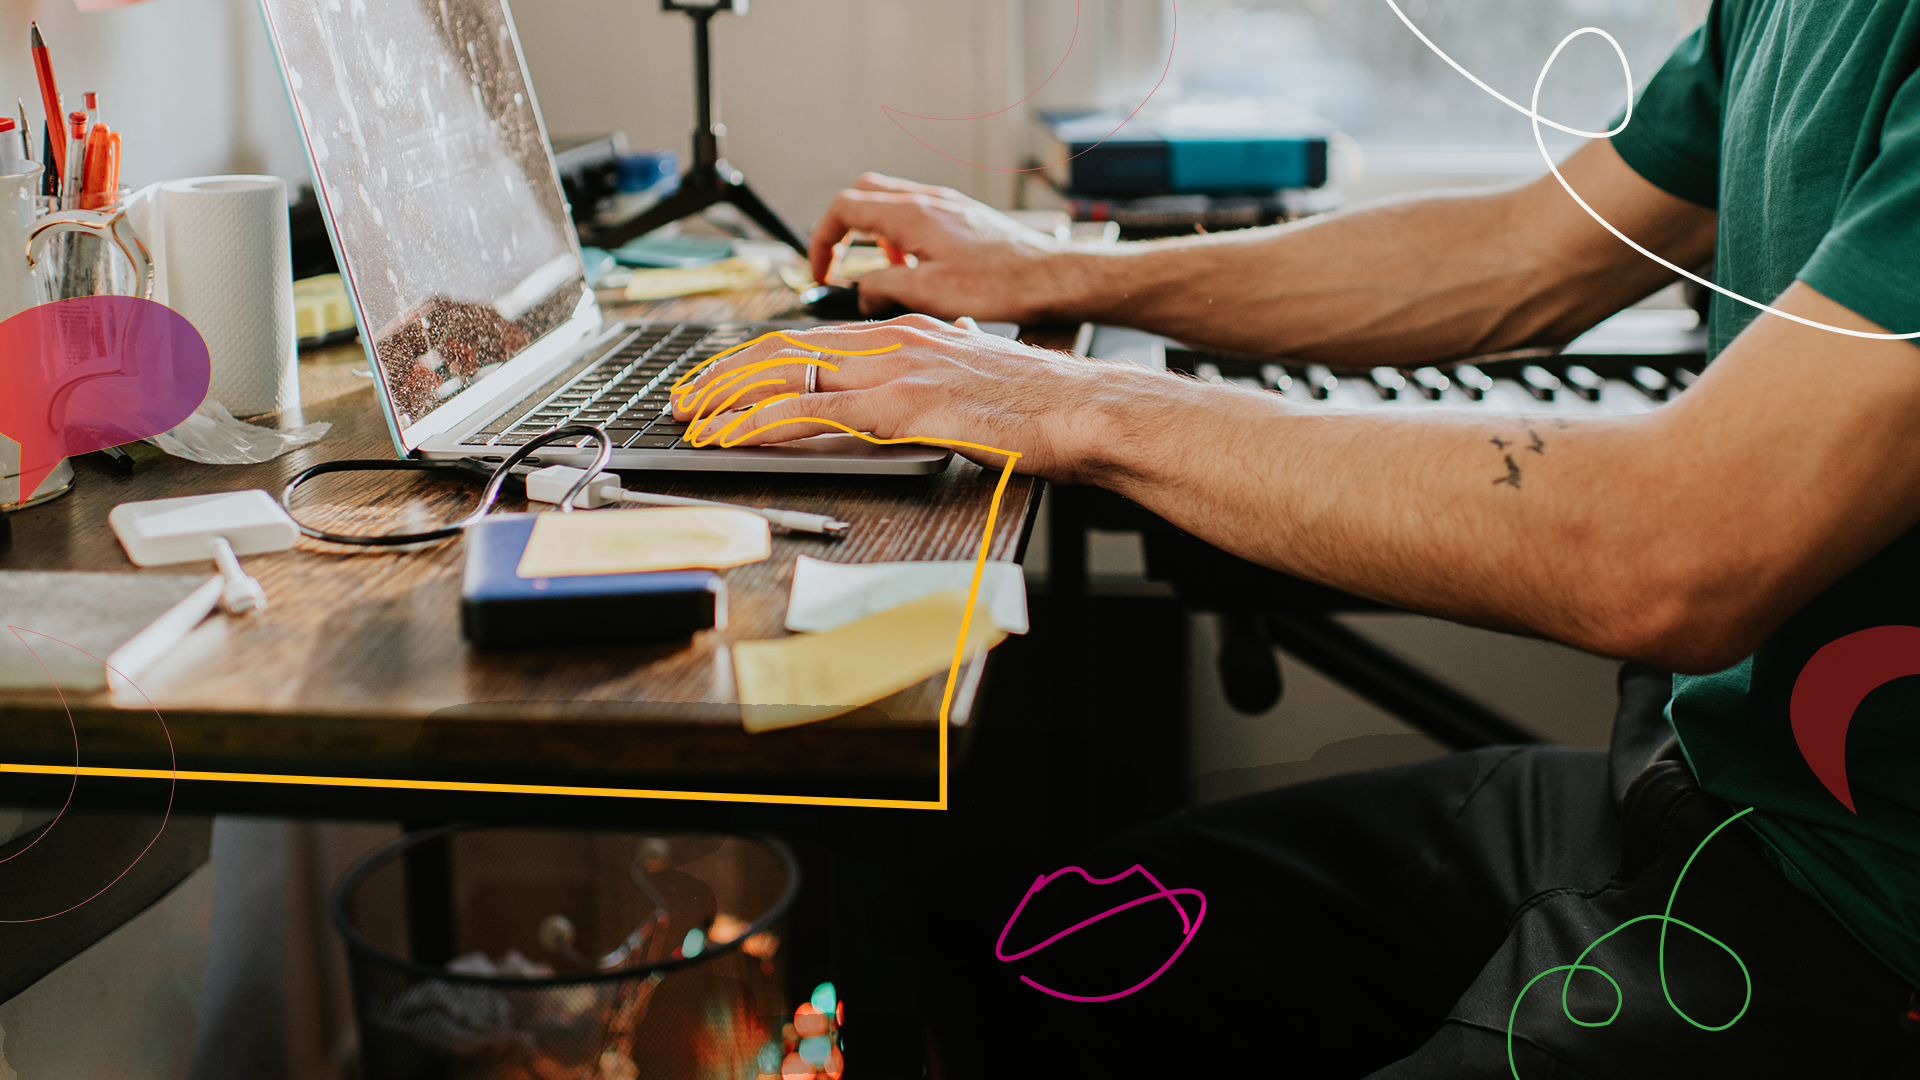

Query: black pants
[[929, 665, 1919, 1078]]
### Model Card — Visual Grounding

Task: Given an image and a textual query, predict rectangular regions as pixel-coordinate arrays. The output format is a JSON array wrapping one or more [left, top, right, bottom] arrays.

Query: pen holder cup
[[334, 826, 802, 1080], [27, 204, 153, 303], [0, 162, 76, 511]]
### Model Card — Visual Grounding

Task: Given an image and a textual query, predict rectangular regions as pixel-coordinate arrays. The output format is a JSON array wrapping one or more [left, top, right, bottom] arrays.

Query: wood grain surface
[[0, 283, 1068, 800]]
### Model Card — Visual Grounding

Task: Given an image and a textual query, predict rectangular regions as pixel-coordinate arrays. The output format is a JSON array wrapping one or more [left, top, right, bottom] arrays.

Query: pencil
[[30, 23, 63, 178]]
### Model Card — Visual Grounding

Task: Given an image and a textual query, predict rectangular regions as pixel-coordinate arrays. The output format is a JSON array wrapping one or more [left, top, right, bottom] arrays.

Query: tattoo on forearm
[[1488, 422, 1555, 489], [1495, 454, 1522, 488]]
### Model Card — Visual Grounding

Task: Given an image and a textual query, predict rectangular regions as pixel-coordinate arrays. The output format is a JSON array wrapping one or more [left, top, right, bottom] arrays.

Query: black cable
[[279, 425, 613, 547]]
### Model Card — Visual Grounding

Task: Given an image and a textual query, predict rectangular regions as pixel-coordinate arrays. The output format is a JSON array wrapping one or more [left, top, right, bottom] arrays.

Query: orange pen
[[80, 121, 110, 208], [105, 130, 120, 200]]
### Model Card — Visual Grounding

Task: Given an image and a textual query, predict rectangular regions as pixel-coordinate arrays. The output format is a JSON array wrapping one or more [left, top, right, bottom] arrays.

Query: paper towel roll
[[157, 176, 296, 417]]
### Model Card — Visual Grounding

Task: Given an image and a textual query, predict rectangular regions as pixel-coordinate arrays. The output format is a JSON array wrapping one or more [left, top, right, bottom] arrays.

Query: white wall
[[513, 0, 1031, 231], [0, 0, 1072, 229], [0, 0, 307, 190]]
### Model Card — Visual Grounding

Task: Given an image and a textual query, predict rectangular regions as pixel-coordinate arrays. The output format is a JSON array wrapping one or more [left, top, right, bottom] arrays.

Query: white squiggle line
[[1384, 0, 1920, 341]]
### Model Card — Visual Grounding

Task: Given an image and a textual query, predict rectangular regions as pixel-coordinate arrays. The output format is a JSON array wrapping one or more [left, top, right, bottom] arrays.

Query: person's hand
[[808, 175, 1077, 322], [667, 315, 1182, 484]]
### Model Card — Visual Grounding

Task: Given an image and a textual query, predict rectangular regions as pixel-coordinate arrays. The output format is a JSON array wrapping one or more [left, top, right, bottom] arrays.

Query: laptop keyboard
[[458, 323, 761, 450]]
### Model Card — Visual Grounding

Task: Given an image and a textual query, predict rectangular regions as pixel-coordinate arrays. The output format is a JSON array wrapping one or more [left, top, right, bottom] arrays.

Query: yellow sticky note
[[516, 508, 770, 578], [622, 257, 771, 301], [733, 588, 1007, 733]]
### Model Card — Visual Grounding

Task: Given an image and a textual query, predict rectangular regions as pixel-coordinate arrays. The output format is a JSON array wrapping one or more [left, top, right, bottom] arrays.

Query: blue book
[[1041, 111, 1329, 197], [460, 514, 725, 648]]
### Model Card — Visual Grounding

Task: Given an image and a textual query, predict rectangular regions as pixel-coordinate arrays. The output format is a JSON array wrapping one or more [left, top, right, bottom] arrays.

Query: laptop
[[256, 0, 950, 475]]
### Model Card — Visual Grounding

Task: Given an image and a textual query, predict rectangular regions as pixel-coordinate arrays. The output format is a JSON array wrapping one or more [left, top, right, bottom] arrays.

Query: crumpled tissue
[[148, 399, 329, 464]]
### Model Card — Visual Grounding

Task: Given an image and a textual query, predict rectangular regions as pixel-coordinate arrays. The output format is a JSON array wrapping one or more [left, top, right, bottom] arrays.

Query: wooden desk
[[0, 284, 1054, 811]]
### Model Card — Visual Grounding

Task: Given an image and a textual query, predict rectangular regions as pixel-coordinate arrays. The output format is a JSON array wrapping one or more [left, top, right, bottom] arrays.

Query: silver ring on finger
[[803, 351, 822, 394]]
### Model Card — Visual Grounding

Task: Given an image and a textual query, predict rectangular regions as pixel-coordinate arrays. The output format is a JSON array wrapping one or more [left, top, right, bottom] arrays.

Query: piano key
[[1600, 379, 1655, 415], [1259, 364, 1293, 393], [1195, 362, 1227, 385], [1453, 364, 1493, 401], [1482, 379, 1538, 413], [1673, 366, 1701, 390], [1629, 366, 1671, 401], [1304, 365, 1338, 400], [1410, 367, 1449, 400], [1369, 367, 1407, 401], [1562, 365, 1605, 401], [1519, 365, 1561, 401]]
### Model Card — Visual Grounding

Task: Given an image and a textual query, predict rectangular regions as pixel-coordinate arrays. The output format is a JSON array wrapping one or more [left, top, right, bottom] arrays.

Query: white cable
[[524, 465, 851, 537], [1383, 0, 1920, 341]]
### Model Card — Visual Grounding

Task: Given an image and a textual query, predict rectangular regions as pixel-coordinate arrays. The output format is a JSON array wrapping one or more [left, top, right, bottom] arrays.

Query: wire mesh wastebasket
[[334, 826, 800, 1080]]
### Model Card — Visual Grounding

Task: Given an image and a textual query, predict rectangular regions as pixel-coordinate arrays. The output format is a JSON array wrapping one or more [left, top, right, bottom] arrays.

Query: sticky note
[[785, 555, 1028, 635], [734, 588, 1007, 733], [516, 507, 770, 578]]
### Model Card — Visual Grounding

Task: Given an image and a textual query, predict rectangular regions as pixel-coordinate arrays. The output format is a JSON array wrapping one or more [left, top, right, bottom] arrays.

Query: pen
[[81, 107, 110, 208], [15, 101, 29, 164], [39, 122, 53, 198], [62, 110, 85, 204], [0, 118, 20, 176], [30, 23, 63, 180]]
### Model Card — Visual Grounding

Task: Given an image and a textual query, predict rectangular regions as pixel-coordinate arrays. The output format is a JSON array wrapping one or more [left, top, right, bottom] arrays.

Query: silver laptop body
[[257, 0, 947, 475]]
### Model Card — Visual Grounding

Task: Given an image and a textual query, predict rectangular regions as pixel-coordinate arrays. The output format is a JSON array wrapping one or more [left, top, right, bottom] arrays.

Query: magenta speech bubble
[[0, 297, 209, 496]]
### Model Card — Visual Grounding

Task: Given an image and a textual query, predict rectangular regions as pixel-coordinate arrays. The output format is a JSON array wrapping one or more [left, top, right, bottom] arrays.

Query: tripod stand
[[586, 0, 808, 254]]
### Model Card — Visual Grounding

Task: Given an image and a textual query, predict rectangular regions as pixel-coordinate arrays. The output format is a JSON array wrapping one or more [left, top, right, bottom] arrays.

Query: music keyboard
[[1089, 308, 1708, 418]]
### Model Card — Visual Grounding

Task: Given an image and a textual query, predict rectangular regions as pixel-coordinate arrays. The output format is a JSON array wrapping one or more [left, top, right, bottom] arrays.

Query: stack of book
[[1033, 108, 1334, 234]]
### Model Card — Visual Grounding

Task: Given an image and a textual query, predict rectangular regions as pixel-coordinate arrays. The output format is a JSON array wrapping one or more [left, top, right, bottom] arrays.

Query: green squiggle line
[[1506, 806, 1755, 1079]]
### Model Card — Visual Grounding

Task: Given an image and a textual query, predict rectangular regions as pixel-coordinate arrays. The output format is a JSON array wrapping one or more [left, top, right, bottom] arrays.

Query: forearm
[[1036, 142, 1704, 364], [1075, 284, 1920, 673], [1079, 373, 1672, 654]]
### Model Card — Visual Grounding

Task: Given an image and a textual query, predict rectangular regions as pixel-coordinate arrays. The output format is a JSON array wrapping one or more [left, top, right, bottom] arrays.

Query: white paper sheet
[[784, 555, 1029, 635]]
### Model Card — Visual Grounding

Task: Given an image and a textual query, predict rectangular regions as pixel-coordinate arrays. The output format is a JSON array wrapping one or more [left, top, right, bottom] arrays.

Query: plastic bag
[[148, 399, 330, 464]]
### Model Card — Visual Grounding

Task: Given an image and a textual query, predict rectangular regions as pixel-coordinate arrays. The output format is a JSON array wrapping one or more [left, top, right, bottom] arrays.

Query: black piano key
[[1519, 365, 1561, 401], [1369, 367, 1406, 401], [1562, 364, 1604, 401], [1304, 365, 1337, 400], [1453, 364, 1493, 400], [1629, 365, 1671, 401], [1259, 364, 1292, 393], [1411, 367, 1449, 400]]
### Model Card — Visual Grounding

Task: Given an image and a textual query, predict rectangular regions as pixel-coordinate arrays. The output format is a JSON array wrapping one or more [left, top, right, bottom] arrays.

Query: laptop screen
[[259, 0, 591, 444]]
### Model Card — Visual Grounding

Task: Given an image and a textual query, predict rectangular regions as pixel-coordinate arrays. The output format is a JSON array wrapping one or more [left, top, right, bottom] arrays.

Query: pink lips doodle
[[994, 864, 1205, 1002]]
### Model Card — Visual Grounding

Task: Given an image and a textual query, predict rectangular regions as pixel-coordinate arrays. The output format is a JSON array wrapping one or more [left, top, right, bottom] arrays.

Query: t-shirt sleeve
[[1609, 10, 1727, 209], [1799, 69, 1920, 337]]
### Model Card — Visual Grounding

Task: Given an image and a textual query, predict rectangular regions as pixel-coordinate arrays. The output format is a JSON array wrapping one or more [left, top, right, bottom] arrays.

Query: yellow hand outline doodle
[[671, 330, 1024, 809]]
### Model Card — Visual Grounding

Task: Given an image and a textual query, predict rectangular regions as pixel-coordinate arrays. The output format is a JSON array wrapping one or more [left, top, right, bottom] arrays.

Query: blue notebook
[[460, 514, 725, 648]]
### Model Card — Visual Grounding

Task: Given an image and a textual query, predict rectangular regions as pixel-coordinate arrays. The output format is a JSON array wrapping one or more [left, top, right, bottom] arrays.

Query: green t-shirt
[[1612, 0, 1920, 984]]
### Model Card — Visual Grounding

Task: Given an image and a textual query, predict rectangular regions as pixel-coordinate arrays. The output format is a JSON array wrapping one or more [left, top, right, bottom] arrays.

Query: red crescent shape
[[1787, 624, 1920, 814]]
